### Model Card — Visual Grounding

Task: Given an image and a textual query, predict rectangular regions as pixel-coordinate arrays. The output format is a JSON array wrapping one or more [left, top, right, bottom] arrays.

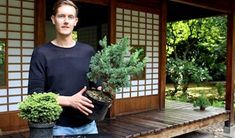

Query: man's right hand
[[57, 86, 94, 116]]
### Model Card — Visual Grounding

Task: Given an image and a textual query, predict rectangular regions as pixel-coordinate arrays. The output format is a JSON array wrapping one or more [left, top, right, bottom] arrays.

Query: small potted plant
[[193, 91, 211, 111], [18, 92, 62, 138], [86, 36, 146, 120]]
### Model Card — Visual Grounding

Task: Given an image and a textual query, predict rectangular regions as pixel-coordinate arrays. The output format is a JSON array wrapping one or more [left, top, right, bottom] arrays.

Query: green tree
[[167, 16, 227, 83]]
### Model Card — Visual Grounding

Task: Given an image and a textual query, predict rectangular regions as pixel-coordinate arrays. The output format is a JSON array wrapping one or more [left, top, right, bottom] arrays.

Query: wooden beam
[[158, 0, 167, 110], [35, 0, 45, 46], [170, 0, 230, 14], [76, 0, 109, 6], [225, 0, 235, 127]]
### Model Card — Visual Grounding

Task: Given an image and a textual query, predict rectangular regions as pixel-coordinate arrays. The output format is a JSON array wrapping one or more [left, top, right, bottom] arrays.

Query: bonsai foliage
[[87, 36, 146, 98], [19, 92, 62, 123], [193, 91, 210, 110]]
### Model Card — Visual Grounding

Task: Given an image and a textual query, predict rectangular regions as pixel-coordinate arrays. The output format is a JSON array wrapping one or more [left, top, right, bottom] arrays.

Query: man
[[28, 0, 99, 135]]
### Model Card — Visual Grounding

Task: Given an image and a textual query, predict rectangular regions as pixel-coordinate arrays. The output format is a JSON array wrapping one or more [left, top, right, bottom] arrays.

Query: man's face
[[51, 5, 78, 37]]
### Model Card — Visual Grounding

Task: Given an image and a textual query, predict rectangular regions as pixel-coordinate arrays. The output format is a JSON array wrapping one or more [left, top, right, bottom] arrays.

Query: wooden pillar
[[225, 0, 235, 127], [108, 0, 117, 118], [158, 0, 167, 110], [35, 0, 46, 46]]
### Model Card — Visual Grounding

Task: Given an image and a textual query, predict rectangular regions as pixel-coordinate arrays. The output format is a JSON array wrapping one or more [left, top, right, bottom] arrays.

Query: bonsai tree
[[86, 36, 146, 120], [87, 36, 146, 101], [18, 92, 62, 138], [193, 91, 211, 111]]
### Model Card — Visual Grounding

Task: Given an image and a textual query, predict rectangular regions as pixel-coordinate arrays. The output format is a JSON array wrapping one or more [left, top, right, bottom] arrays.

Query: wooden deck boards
[[1, 100, 229, 138], [98, 100, 229, 138]]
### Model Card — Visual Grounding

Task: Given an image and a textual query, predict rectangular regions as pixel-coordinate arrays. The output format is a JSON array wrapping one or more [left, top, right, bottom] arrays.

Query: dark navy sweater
[[28, 42, 96, 127]]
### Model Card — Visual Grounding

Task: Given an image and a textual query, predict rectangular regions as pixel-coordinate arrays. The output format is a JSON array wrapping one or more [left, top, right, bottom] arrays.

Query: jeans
[[53, 121, 98, 136]]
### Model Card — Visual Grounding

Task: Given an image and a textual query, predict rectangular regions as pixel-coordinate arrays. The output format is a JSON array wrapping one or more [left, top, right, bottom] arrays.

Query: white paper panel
[[139, 91, 145, 96], [9, 88, 21, 95], [8, 32, 21, 39], [8, 57, 21, 64], [8, 24, 21, 31], [8, 80, 21, 87], [123, 93, 130, 98], [23, 80, 28, 86], [22, 71, 29, 78], [22, 25, 34, 32], [0, 31, 6, 38], [0, 0, 6, 5], [139, 12, 145, 17], [139, 86, 145, 91], [8, 72, 21, 79], [8, 40, 20, 47], [152, 90, 158, 94], [22, 17, 34, 24], [8, 16, 21, 23], [9, 96, 21, 103], [0, 7, 6, 14], [9, 104, 19, 111], [115, 93, 122, 99], [131, 92, 137, 97], [22, 9, 34, 16], [0, 97, 7, 104], [23, 33, 34, 39], [8, 8, 21, 15], [23, 1, 34, 9], [8, 48, 20, 55], [8, 56, 21, 63], [8, 64, 21, 71], [116, 8, 122, 13], [0, 15, 6, 22], [8, 0, 21, 7], [22, 56, 31, 63], [0, 23, 7, 31], [23, 88, 28, 94], [0, 106, 7, 112], [22, 41, 34, 47], [22, 49, 33, 55], [131, 86, 137, 91], [146, 90, 152, 95], [0, 89, 7, 96]]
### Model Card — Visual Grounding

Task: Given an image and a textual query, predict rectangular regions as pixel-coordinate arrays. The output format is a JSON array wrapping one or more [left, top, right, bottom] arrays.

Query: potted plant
[[86, 36, 146, 120], [18, 92, 62, 138], [193, 91, 211, 111]]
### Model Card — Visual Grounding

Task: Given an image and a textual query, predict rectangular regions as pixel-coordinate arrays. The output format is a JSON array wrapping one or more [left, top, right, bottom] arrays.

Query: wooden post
[[225, 0, 235, 128], [108, 0, 117, 118], [159, 0, 167, 110], [35, 0, 46, 46]]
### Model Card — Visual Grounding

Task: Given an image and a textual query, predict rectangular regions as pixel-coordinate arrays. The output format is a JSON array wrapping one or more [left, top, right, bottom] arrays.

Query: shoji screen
[[115, 7, 159, 99], [0, 0, 35, 112]]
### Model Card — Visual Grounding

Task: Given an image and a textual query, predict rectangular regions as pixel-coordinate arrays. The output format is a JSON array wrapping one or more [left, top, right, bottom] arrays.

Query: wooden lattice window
[[116, 7, 159, 99], [0, 40, 6, 87]]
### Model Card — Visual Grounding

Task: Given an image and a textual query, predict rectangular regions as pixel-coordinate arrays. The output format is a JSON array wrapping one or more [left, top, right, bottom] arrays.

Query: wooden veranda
[[1, 100, 229, 138]]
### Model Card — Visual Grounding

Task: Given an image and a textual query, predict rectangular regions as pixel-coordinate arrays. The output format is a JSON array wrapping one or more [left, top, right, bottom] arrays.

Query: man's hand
[[57, 86, 94, 116]]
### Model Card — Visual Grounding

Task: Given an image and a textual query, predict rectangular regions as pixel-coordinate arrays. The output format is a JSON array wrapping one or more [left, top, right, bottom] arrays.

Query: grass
[[165, 82, 226, 108]]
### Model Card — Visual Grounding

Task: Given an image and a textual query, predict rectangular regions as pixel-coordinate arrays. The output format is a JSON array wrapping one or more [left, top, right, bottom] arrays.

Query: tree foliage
[[87, 36, 146, 98], [166, 16, 227, 95]]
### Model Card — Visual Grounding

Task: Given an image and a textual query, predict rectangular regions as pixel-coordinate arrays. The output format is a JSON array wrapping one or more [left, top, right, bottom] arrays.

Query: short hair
[[52, 0, 78, 16]]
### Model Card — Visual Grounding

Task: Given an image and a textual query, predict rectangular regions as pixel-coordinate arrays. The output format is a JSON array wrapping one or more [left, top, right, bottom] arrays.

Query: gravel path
[[174, 122, 235, 138]]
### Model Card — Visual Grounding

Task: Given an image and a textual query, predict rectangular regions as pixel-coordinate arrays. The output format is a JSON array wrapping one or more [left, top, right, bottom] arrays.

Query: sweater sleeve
[[28, 48, 46, 94]]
